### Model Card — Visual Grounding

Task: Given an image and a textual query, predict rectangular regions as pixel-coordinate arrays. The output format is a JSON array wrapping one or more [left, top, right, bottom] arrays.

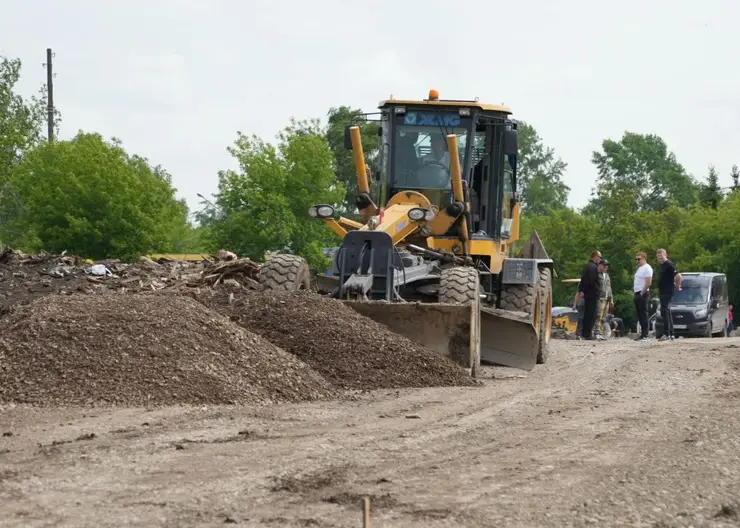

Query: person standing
[[728, 303, 734, 335], [633, 251, 653, 341], [579, 250, 602, 340], [655, 248, 682, 341], [594, 258, 613, 340], [573, 290, 585, 338]]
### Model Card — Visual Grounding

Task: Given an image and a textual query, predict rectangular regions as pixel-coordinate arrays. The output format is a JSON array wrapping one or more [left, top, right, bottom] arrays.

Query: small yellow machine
[[552, 311, 578, 333], [258, 90, 554, 373], [550, 279, 580, 333]]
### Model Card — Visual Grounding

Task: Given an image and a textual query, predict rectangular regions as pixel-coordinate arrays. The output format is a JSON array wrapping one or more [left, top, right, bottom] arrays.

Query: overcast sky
[[3, 0, 739, 217]]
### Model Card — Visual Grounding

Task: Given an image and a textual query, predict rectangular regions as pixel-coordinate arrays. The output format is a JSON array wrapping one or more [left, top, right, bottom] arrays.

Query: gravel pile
[[0, 294, 333, 406], [198, 290, 477, 390]]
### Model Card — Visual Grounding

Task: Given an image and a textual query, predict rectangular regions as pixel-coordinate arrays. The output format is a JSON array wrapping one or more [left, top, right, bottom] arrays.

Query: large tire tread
[[499, 265, 552, 365], [536, 266, 553, 364], [439, 267, 480, 305], [259, 254, 311, 291], [499, 283, 537, 313]]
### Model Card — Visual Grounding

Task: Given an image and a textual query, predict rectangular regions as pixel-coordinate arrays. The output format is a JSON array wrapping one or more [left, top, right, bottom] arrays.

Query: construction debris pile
[[0, 248, 476, 406], [0, 247, 262, 318]]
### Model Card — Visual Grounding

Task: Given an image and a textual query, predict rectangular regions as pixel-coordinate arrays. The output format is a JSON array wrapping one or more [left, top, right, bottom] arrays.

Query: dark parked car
[[655, 272, 729, 338]]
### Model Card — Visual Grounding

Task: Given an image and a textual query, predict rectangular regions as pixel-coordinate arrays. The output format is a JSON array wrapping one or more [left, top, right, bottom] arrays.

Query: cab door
[[710, 276, 727, 332]]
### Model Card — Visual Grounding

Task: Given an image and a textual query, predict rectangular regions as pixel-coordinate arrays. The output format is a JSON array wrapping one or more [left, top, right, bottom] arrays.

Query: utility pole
[[45, 48, 54, 142]]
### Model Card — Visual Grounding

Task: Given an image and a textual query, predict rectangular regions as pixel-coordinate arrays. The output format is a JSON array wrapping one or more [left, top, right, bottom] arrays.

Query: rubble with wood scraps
[[0, 246, 262, 317]]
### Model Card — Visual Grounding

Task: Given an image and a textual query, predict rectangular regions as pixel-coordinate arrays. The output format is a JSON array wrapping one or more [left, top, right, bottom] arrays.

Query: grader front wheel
[[259, 254, 311, 291], [439, 266, 480, 305], [437, 266, 481, 375]]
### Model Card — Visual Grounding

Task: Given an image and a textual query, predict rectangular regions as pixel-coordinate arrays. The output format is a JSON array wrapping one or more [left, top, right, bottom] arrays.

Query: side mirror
[[344, 125, 353, 150], [504, 128, 518, 156], [711, 299, 719, 309], [377, 126, 382, 137]]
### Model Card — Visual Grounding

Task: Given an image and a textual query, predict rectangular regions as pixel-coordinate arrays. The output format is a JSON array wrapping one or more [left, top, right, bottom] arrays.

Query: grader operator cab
[[258, 90, 554, 374]]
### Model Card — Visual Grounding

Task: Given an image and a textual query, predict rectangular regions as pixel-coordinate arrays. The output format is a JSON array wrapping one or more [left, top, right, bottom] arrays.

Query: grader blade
[[344, 301, 540, 373], [344, 301, 481, 373], [314, 273, 339, 294], [479, 306, 539, 371]]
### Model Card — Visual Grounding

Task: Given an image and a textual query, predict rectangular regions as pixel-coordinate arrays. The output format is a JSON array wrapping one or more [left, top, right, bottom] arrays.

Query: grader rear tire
[[259, 254, 311, 291], [537, 267, 553, 364], [499, 265, 552, 364], [439, 267, 480, 305]]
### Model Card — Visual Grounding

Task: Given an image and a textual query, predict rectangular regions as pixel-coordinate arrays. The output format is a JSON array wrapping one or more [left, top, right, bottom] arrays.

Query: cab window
[[391, 111, 471, 191], [500, 155, 515, 238]]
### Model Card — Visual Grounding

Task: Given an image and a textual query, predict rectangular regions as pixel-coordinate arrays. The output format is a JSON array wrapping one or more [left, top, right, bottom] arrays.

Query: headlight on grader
[[308, 205, 335, 218], [317, 205, 335, 218], [407, 207, 428, 221]]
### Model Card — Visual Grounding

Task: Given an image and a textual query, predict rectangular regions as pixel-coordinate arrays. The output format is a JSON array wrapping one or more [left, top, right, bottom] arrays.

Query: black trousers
[[582, 295, 599, 338], [634, 291, 650, 337], [659, 293, 674, 336]]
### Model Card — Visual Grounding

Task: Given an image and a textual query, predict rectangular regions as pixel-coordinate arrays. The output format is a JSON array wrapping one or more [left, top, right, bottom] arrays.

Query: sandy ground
[[1, 338, 740, 528]]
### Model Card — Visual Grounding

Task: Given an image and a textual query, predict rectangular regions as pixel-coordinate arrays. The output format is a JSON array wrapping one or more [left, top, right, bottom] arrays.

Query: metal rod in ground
[[46, 48, 54, 142], [362, 496, 370, 527]]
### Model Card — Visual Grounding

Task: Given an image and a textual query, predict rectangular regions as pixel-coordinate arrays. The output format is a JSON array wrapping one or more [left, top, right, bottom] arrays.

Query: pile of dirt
[[196, 290, 477, 390], [0, 293, 333, 406], [0, 247, 262, 319]]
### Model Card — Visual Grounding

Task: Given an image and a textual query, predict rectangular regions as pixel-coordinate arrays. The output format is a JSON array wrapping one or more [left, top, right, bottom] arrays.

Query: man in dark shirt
[[656, 248, 682, 341], [578, 250, 602, 340]]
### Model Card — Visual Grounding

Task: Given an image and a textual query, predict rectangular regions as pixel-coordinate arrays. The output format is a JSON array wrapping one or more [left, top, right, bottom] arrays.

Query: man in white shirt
[[633, 251, 653, 341]]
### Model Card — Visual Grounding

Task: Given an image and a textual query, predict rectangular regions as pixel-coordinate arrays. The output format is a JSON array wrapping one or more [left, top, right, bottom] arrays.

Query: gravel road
[[1, 337, 739, 527]]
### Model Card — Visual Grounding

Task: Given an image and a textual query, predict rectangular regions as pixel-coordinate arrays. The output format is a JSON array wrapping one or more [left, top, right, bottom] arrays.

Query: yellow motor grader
[[258, 90, 553, 374]]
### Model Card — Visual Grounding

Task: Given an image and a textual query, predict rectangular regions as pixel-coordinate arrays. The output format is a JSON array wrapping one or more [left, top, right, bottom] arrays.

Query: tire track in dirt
[[229, 339, 740, 526], [1, 339, 739, 527]]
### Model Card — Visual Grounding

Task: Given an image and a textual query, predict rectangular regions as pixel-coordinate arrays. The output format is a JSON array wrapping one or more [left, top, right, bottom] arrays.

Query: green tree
[[666, 195, 740, 304], [189, 197, 219, 252], [588, 132, 699, 214], [699, 164, 723, 209], [324, 106, 379, 216], [0, 55, 48, 182], [209, 118, 345, 269], [1, 54, 63, 245], [1, 132, 191, 260], [516, 122, 570, 216], [519, 207, 600, 306]]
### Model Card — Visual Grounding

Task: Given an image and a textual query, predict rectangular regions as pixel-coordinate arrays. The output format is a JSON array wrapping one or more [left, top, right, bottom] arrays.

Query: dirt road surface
[[2, 338, 739, 527]]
